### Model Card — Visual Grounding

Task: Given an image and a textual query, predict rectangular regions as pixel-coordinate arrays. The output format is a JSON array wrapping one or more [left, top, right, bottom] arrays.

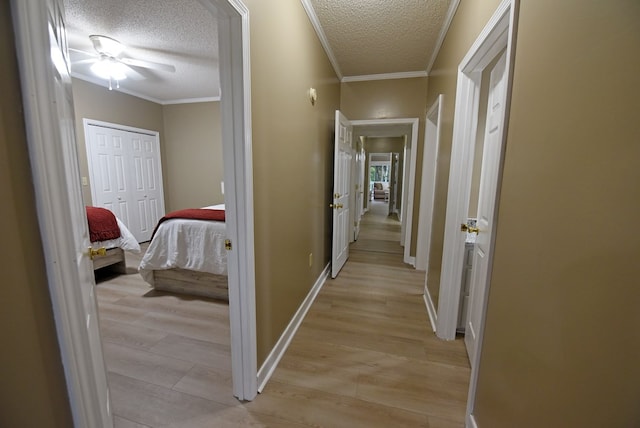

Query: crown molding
[[71, 72, 220, 105], [426, 0, 461, 73], [300, 0, 343, 80], [341, 70, 428, 83]]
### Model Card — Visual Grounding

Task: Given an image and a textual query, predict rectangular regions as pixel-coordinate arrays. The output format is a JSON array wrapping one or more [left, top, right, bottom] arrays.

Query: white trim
[[406, 256, 416, 267], [300, 0, 342, 80], [426, 0, 461, 73], [342, 71, 428, 83], [416, 94, 443, 271], [71, 72, 222, 105], [257, 264, 330, 392], [209, 0, 258, 401], [11, 0, 112, 425], [467, 413, 479, 428], [161, 96, 221, 105], [423, 289, 437, 333], [83, 118, 158, 136], [352, 118, 419, 266]]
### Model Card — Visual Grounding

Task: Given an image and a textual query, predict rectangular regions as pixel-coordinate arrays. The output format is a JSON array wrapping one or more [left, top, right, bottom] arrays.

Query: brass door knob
[[460, 224, 479, 234], [88, 247, 107, 260]]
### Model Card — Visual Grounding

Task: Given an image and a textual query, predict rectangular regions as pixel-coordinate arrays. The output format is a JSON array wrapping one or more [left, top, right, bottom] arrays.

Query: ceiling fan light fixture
[[90, 57, 128, 81]]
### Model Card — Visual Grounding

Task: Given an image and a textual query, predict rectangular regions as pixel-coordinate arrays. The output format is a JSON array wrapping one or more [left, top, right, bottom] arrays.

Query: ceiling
[[63, 0, 454, 104]]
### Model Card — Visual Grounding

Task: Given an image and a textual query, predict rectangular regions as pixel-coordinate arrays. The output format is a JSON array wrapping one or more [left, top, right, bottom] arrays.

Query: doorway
[[350, 118, 420, 267], [11, 0, 256, 426]]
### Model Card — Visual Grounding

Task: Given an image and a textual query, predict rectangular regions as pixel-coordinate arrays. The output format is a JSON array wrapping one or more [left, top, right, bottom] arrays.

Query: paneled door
[[331, 110, 353, 278], [86, 121, 165, 242], [464, 51, 508, 364]]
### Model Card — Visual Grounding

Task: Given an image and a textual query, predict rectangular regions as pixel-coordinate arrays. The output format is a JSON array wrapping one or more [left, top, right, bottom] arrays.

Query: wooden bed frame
[[152, 268, 229, 301], [91, 247, 126, 273]]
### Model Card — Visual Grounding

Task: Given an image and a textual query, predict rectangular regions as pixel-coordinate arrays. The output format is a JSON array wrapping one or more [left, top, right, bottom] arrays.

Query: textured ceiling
[[63, 0, 219, 103], [308, 0, 452, 77], [62, 0, 452, 103]]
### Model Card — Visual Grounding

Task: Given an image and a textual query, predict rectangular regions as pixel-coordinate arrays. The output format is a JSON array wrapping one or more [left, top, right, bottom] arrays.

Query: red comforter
[[151, 208, 225, 240], [86, 206, 121, 243]]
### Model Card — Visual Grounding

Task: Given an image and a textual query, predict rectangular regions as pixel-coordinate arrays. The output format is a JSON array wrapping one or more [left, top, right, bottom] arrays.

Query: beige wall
[[162, 102, 223, 211], [0, 3, 73, 426], [474, 0, 640, 425], [424, 0, 502, 312], [71, 78, 165, 206], [244, 0, 341, 365], [341, 78, 428, 256]]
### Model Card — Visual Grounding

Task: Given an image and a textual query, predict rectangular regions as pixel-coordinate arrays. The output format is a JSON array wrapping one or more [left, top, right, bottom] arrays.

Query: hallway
[[97, 200, 470, 427], [249, 200, 471, 426]]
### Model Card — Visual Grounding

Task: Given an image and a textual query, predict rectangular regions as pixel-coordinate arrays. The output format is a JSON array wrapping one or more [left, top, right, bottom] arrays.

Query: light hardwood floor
[[96, 200, 469, 427]]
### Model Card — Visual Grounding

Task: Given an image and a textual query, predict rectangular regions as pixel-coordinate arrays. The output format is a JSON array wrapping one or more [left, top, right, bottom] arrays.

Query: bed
[[86, 206, 141, 272], [138, 204, 228, 300]]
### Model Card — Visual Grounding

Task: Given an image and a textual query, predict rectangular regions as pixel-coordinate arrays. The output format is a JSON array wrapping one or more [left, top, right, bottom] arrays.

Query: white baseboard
[[423, 289, 437, 333], [406, 256, 416, 267], [257, 263, 330, 392]]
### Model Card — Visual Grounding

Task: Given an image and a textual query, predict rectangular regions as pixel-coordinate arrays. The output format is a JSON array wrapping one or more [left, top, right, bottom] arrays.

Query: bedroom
[[64, 0, 238, 418]]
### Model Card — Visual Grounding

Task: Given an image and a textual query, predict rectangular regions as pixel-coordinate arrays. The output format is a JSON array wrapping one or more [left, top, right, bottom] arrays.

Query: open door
[[464, 51, 508, 363], [12, 0, 112, 424], [331, 110, 353, 278]]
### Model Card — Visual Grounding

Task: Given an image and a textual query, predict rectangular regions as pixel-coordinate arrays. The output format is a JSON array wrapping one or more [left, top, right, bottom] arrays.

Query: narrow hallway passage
[[250, 200, 471, 427]]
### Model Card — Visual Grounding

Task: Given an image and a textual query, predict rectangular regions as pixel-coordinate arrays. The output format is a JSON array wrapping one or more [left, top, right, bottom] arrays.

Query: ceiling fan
[[71, 35, 176, 90]]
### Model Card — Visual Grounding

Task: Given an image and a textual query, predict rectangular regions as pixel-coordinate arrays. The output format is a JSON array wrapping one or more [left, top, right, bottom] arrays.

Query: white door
[[129, 132, 164, 241], [87, 126, 133, 226], [39, 1, 113, 424], [86, 122, 165, 242], [465, 51, 508, 363], [331, 110, 353, 278]]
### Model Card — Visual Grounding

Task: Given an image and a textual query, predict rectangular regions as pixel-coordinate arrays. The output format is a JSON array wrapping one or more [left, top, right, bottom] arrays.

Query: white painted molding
[[423, 289, 437, 333], [467, 413, 479, 428], [71, 72, 221, 105], [11, 0, 112, 425], [300, 0, 343, 80], [342, 71, 428, 83], [426, 0, 461, 73], [257, 264, 330, 392], [162, 96, 221, 105], [403, 120, 419, 265], [210, 0, 258, 402], [415, 94, 443, 271]]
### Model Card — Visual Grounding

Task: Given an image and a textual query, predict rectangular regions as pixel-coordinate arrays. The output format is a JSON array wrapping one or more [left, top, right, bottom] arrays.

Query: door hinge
[[224, 239, 232, 250]]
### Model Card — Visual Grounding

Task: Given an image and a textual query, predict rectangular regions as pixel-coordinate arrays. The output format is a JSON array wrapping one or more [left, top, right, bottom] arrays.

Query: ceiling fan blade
[[72, 58, 98, 65], [69, 47, 98, 58], [120, 57, 176, 73], [121, 64, 146, 81]]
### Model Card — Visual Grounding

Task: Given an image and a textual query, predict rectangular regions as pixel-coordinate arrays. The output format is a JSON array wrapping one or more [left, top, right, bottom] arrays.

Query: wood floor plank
[[108, 373, 228, 428], [172, 364, 238, 407], [103, 342, 194, 389], [246, 380, 430, 428], [149, 334, 231, 372], [100, 318, 168, 350]]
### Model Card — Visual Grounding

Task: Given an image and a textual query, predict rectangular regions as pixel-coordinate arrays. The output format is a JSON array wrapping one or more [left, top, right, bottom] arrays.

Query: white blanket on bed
[[91, 218, 141, 253], [138, 205, 227, 285]]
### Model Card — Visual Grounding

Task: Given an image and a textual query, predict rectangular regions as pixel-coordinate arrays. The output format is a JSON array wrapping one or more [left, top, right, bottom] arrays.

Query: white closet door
[[86, 122, 165, 242]]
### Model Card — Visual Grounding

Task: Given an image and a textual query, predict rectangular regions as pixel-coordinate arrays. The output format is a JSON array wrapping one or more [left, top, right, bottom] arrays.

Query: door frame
[[416, 95, 443, 331], [425, 0, 518, 424], [11, 2, 257, 427], [351, 118, 419, 266]]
